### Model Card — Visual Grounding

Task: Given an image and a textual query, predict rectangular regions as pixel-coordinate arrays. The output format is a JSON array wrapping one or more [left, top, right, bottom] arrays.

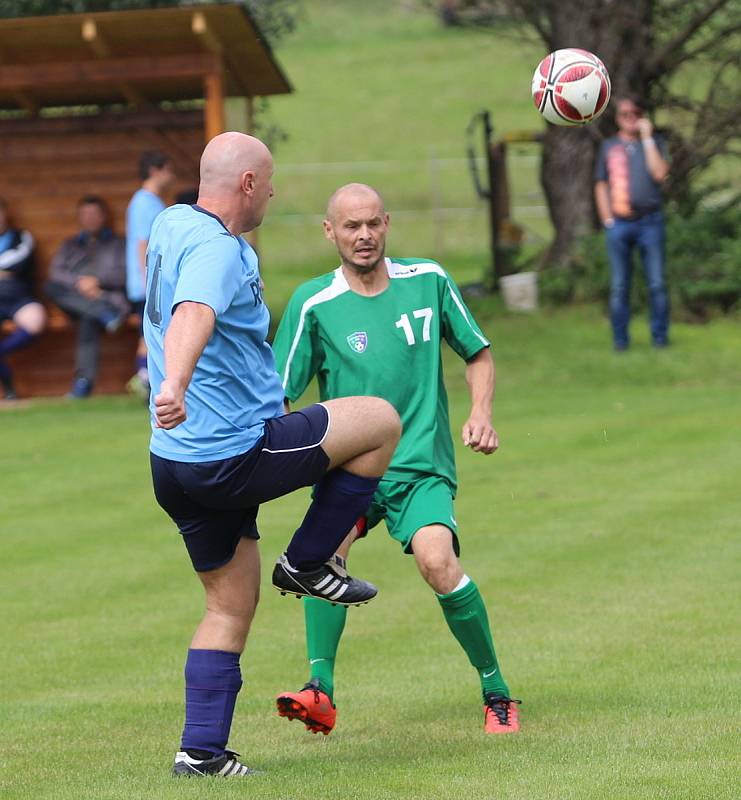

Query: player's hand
[[637, 117, 653, 139], [154, 378, 187, 429], [462, 413, 499, 454]]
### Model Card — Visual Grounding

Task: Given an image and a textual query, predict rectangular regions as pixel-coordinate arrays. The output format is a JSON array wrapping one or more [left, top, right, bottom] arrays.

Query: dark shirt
[[48, 227, 128, 314], [594, 135, 668, 219], [0, 228, 35, 296]]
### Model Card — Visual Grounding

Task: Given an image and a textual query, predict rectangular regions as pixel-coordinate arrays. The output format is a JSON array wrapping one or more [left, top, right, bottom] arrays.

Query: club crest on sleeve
[[346, 332, 368, 353]]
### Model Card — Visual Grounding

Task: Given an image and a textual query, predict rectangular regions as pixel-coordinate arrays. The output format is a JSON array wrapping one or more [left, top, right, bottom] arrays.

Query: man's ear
[[241, 170, 256, 195], [322, 219, 335, 242]]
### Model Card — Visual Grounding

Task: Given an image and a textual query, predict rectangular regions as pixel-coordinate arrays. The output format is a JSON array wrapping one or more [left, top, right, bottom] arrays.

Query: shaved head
[[326, 183, 385, 223], [200, 132, 272, 194], [323, 183, 389, 274], [197, 132, 274, 234]]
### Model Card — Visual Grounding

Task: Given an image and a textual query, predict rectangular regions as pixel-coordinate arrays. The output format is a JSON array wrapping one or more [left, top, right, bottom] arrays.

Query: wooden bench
[[0, 109, 203, 398], [3, 311, 141, 398]]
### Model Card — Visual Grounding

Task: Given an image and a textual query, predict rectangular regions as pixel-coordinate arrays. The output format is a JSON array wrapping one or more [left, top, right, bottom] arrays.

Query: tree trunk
[[494, 0, 737, 267], [528, 0, 654, 267], [540, 125, 599, 266]]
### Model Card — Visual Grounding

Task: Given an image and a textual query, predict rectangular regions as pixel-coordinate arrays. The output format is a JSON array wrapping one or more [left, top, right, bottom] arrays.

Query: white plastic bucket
[[500, 271, 538, 312]]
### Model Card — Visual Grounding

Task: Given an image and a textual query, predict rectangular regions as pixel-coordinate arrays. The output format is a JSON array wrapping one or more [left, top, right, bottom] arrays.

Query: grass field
[[2, 304, 739, 799]]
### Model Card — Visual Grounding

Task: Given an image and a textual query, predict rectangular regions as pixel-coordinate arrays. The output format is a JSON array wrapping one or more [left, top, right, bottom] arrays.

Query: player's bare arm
[[155, 301, 215, 429], [594, 180, 613, 226], [637, 117, 669, 182], [462, 347, 499, 454]]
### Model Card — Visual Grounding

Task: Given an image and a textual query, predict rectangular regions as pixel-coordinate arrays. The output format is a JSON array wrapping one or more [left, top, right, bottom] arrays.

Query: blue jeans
[[606, 211, 669, 348]]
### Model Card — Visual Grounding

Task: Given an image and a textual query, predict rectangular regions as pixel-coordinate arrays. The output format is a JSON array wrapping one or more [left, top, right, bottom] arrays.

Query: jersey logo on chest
[[346, 331, 368, 353]]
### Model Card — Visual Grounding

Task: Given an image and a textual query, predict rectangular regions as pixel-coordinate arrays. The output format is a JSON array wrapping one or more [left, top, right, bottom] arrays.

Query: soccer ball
[[531, 49, 611, 126]]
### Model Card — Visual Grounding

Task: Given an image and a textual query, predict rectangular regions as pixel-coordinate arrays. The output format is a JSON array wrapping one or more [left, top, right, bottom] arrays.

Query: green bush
[[666, 202, 741, 319], [539, 200, 741, 319]]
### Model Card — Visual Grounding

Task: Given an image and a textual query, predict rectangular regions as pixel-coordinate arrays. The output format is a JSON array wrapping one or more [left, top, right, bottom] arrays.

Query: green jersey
[[272, 257, 490, 488]]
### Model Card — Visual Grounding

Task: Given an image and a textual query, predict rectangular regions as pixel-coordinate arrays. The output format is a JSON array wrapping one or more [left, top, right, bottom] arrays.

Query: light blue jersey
[[144, 204, 284, 462], [126, 188, 166, 301]]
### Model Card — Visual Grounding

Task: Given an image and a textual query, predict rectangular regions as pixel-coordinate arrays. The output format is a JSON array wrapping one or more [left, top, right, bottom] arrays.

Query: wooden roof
[[0, 3, 291, 112]]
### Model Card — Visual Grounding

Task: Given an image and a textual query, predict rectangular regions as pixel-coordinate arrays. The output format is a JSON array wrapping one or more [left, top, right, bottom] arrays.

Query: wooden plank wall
[[0, 109, 203, 398]]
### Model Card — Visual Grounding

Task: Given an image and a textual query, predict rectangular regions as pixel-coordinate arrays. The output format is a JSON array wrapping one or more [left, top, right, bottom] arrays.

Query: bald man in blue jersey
[[144, 132, 400, 778]]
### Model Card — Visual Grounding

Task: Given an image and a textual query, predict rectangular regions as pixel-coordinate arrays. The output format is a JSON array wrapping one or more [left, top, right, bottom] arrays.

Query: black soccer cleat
[[172, 749, 259, 777], [272, 553, 377, 606]]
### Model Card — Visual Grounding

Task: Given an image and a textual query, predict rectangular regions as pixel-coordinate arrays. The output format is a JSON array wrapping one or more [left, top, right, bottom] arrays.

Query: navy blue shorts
[[150, 404, 331, 572], [0, 283, 36, 321]]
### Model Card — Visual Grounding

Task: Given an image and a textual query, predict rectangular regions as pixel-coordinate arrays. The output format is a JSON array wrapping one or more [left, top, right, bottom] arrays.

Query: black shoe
[[272, 553, 378, 606], [172, 749, 258, 777], [67, 377, 92, 399]]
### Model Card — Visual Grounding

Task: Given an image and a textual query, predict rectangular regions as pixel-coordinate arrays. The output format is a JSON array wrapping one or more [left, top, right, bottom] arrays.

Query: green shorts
[[364, 476, 460, 555]]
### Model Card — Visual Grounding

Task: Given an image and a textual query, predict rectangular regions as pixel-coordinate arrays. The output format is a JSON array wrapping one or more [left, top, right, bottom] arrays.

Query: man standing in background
[[126, 150, 176, 397], [594, 95, 670, 351]]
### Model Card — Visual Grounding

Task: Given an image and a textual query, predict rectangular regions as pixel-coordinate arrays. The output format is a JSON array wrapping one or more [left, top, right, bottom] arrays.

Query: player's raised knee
[[324, 395, 401, 445], [367, 397, 401, 442]]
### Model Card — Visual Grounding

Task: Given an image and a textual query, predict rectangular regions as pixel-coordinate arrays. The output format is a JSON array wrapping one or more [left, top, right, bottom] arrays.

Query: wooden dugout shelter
[[0, 2, 290, 397]]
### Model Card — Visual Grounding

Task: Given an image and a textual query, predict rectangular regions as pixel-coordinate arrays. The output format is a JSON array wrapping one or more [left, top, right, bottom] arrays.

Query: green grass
[[1, 305, 740, 799], [270, 1, 542, 162]]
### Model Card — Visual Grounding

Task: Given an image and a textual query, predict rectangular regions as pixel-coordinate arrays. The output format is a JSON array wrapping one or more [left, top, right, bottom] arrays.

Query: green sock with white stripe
[[437, 576, 510, 698]]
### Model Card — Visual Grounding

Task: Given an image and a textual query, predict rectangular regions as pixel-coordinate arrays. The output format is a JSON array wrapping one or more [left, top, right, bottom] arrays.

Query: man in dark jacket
[[46, 195, 128, 398], [0, 197, 46, 399]]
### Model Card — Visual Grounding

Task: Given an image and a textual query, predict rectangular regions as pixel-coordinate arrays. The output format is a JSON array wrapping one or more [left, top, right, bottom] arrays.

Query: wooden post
[[487, 141, 510, 289], [203, 67, 225, 142]]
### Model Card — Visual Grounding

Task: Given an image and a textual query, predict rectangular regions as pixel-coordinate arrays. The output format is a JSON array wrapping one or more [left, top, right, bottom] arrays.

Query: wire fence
[[259, 151, 549, 270]]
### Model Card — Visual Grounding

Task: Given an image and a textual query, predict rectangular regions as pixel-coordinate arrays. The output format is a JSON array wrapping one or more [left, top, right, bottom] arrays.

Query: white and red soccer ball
[[531, 49, 611, 126]]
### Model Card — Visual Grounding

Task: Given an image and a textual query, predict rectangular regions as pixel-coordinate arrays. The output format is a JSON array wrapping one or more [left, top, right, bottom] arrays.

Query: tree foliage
[[539, 196, 741, 318], [0, 0, 301, 45]]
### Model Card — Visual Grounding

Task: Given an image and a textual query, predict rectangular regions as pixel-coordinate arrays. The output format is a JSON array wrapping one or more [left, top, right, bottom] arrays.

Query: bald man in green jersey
[[272, 184, 520, 735]]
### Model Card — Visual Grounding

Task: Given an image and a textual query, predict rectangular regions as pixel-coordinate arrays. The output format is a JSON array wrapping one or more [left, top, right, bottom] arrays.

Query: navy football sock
[[180, 649, 242, 756], [0, 327, 34, 356], [285, 468, 379, 569]]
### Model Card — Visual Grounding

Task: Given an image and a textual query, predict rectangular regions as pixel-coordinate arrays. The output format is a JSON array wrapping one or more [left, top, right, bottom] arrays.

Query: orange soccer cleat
[[276, 678, 337, 735], [483, 694, 521, 734]]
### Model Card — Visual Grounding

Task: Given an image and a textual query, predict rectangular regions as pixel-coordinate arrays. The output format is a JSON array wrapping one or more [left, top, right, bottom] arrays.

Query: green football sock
[[437, 577, 510, 699], [304, 597, 347, 702]]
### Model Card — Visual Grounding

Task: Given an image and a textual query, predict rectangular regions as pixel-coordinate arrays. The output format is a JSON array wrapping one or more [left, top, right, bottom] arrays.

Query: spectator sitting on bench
[[0, 197, 47, 399], [46, 195, 128, 399]]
